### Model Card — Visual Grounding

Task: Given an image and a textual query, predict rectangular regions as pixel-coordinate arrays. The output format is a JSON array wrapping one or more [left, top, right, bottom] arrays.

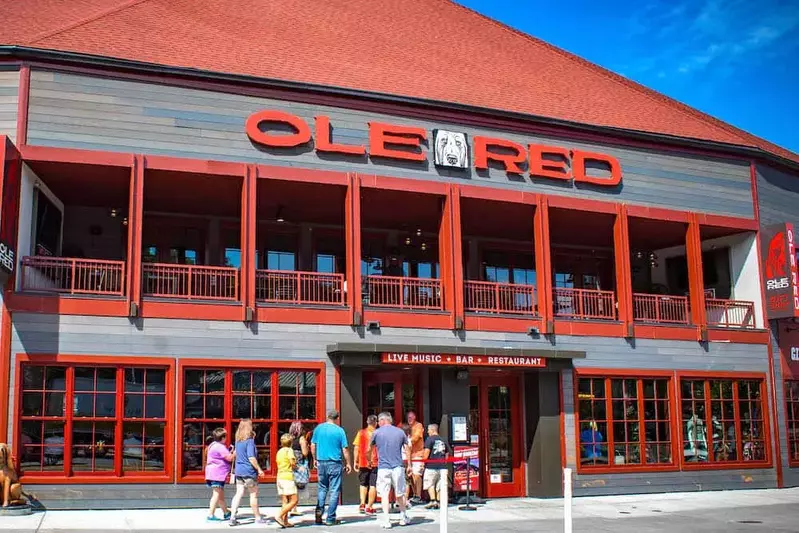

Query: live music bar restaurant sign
[[761, 223, 799, 319], [382, 352, 546, 368]]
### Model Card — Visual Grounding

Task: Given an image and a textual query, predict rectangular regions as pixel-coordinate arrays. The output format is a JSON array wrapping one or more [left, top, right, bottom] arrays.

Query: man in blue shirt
[[311, 409, 352, 526]]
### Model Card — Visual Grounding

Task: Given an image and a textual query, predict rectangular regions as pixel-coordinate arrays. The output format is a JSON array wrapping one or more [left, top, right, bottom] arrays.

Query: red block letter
[[529, 144, 571, 180], [315, 116, 366, 155], [368, 122, 427, 161], [245, 110, 312, 148], [573, 150, 622, 186], [473, 136, 526, 174]]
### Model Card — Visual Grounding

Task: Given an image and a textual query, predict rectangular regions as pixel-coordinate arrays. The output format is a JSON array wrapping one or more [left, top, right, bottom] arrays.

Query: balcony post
[[345, 173, 363, 324], [534, 195, 554, 332], [686, 214, 707, 340], [440, 184, 464, 328], [241, 164, 257, 319], [613, 204, 633, 332], [126, 154, 145, 313]]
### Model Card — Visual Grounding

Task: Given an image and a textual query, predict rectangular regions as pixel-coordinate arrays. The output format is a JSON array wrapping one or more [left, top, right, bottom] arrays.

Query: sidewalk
[[3, 488, 799, 532]]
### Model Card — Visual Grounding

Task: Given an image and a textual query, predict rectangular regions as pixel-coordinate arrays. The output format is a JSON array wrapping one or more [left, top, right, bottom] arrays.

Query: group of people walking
[[203, 409, 449, 529]]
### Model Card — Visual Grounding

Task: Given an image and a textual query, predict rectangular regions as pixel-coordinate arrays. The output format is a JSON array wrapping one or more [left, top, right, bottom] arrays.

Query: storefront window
[[18, 362, 170, 477], [680, 378, 767, 465], [785, 381, 799, 465], [576, 376, 672, 469], [180, 366, 322, 478]]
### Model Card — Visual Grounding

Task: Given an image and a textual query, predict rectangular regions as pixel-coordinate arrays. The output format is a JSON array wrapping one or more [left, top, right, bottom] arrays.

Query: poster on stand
[[453, 445, 480, 493]]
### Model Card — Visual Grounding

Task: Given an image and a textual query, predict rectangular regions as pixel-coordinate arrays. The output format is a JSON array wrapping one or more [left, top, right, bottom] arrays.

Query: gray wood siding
[[757, 164, 799, 228], [26, 70, 754, 218], [773, 324, 799, 488], [9, 313, 776, 504], [562, 339, 777, 496], [0, 70, 18, 143]]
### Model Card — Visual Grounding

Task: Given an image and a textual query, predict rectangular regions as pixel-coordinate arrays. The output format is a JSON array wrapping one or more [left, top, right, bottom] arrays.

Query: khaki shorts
[[423, 468, 442, 491], [410, 460, 425, 477], [377, 466, 407, 498], [235, 476, 258, 489], [276, 479, 297, 496]]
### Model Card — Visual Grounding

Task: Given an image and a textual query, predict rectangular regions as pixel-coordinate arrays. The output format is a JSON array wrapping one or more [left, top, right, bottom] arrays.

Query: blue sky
[[457, 0, 799, 154]]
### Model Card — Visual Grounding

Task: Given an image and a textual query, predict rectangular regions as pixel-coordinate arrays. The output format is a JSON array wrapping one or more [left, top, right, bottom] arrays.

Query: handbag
[[294, 452, 310, 489]]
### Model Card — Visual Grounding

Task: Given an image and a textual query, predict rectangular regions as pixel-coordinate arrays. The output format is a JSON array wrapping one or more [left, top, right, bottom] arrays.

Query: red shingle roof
[[1, 0, 796, 163]]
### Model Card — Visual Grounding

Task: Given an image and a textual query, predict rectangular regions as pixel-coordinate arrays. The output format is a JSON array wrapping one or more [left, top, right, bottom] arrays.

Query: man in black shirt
[[422, 424, 449, 509]]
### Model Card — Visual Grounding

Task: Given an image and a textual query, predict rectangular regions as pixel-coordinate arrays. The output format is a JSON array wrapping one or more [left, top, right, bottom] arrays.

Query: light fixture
[[416, 228, 422, 236], [405, 237, 412, 245], [122, 217, 128, 226], [421, 243, 427, 251], [275, 205, 285, 223], [367, 321, 381, 331], [527, 327, 540, 336], [110, 208, 118, 218], [634, 251, 644, 260]]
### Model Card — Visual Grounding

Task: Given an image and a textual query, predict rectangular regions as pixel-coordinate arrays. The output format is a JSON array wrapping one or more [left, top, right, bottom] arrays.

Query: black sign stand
[[457, 454, 477, 511]]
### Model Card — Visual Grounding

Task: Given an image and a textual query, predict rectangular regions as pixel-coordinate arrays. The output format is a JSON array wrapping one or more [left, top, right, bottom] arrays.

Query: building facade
[[1, 1, 798, 510]]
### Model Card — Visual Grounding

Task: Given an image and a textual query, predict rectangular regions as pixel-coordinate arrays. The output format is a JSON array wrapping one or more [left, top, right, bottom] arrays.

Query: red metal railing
[[363, 276, 442, 310], [255, 270, 345, 305], [20, 256, 125, 296], [142, 263, 239, 301], [553, 288, 616, 320], [705, 298, 756, 329], [464, 280, 537, 315], [632, 293, 690, 325]]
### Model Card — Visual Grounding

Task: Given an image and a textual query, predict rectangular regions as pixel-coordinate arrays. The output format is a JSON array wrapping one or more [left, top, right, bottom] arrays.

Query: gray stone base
[[0, 503, 33, 516]]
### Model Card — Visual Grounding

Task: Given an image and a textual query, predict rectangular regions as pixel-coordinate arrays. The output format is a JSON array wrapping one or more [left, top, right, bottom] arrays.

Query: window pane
[[185, 370, 203, 393], [42, 421, 65, 471], [184, 394, 203, 418], [254, 395, 271, 419], [205, 395, 224, 419], [23, 366, 44, 390], [22, 392, 43, 416], [95, 394, 116, 417], [145, 395, 166, 419], [298, 397, 316, 420], [279, 372, 298, 395], [125, 369, 145, 392], [124, 394, 144, 418], [204, 370, 225, 393], [44, 391, 65, 416], [74, 367, 95, 391], [279, 396, 297, 420], [74, 393, 95, 417], [233, 370, 251, 392], [96, 368, 116, 392], [233, 395, 252, 419], [146, 369, 166, 393], [44, 367, 66, 391], [299, 372, 316, 395]]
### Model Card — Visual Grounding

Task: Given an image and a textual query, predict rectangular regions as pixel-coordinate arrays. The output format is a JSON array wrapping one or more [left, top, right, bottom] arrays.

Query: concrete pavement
[[2, 487, 798, 532]]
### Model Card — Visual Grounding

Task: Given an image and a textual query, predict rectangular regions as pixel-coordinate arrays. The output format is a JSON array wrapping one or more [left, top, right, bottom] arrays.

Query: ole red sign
[[382, 352, 546, 368], [245, 110, 622, 186], [761, 223, 799, 319]]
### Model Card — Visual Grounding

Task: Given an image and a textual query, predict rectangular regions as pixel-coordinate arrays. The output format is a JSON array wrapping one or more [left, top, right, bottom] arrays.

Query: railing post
[[187, 265, 193, 300], [70, 258, 76, 295], [655, 296, 661, 323], [296, 271, 301, 304], [399, 277, 405, 309], [494, 283, 500, 314]]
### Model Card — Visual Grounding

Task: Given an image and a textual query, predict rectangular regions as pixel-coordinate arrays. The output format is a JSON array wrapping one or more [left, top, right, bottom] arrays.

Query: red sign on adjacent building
[[0, 138, 22, 278], [761, 223, 799, 319], [381, 352, 546, 368]]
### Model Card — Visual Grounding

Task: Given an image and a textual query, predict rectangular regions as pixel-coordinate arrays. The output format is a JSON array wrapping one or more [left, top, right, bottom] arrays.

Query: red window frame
[[574, 369, 678, 474], [177, 359, 326, 483], [15, 354, 175, 484], [677, 371, 771, 470], [785, 380, 799, 467]]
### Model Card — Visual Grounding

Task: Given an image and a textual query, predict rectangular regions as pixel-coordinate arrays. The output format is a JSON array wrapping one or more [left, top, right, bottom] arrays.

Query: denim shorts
[[206, 480, 226, 488]]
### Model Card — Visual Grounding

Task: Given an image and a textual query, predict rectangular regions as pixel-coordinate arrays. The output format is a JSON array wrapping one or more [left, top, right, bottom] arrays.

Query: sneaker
[[324, 519, 341, 526], [381, 522, 393, 529], [365, 507, 377, 516], [398, 514, 409, 526], [289, 510, 302, 517], [424, 502, 436, 510], [315, 510, 324, 525], [359, 505, 366, 514], [228, 518, 239, 527], [207, 515, 223, 522], [223, 512, 232, 520], [256, 516, 269, 524]]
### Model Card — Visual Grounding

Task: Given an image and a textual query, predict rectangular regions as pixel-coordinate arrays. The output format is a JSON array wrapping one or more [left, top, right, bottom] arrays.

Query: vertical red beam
[[749, 160, 783, 487], [345, 173, 363, 324], [686, 213, 707, 340], [613, 204, 633, 333], [438, 186, 461, 326], [240, 164, 256, 319], [450, 185, 465, 327], [534, 195, 554, 333], [15, 66, 30, 146], [127, 155, 144, 313]]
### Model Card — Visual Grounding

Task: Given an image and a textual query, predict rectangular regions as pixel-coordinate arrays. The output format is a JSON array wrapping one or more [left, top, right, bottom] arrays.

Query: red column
[[438, 185, 464, 328], [126, 154, 144, 315], [614, 204, 633, 334], [345, 173, 363, 325], [534, 195, 554, 333], [686, 213, 707, 340], [240, 164, 257, 320], [450, 185, 465, 328]]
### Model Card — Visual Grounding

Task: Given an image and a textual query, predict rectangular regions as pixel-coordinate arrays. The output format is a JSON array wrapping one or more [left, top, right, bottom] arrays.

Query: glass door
[[471, 376, 523, 498], [363, 371, 421, 426]]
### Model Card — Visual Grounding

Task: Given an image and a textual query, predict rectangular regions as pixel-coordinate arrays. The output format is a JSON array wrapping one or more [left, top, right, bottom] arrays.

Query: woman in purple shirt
[[205, 427, 235, 522]]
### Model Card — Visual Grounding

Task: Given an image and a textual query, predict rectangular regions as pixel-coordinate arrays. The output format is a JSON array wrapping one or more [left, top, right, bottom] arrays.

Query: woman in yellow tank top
[[275, 433, 298, 527]]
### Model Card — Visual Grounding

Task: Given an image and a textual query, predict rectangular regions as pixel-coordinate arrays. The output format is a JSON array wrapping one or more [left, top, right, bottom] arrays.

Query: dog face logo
[[433, 130, 468, 169], [766, 232, 786, 279]]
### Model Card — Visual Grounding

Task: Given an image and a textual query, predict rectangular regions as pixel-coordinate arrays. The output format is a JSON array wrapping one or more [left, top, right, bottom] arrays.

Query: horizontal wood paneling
[[757, 164, 799, 228], [0, 70, 19, 143], [26, 70, 754, 218]]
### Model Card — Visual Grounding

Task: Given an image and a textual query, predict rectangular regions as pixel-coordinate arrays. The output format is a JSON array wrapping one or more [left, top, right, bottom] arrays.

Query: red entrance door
[[363, 370, 422, 425], [469, 375, 524, 498]]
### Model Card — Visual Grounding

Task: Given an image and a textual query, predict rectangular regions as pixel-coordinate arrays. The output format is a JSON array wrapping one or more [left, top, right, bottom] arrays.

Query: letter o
[[245, 110, 312, 148]]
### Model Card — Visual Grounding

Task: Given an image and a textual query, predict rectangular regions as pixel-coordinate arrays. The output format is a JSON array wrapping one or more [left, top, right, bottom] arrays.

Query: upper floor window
[[786, 381, 799, 466]]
